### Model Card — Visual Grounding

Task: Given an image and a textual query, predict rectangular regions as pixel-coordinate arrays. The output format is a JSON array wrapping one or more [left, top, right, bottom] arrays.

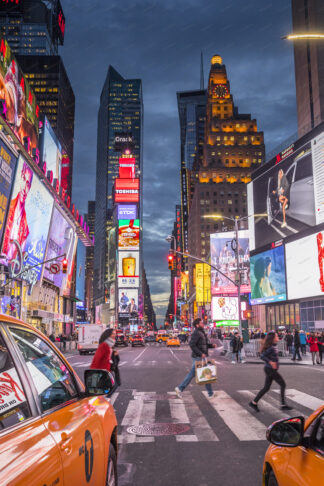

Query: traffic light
[[168, 254, 174, 270], [62, 258, 68, 274]]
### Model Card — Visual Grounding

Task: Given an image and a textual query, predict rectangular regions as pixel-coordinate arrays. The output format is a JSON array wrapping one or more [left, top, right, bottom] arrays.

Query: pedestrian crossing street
[[112, 388, 323, 445]]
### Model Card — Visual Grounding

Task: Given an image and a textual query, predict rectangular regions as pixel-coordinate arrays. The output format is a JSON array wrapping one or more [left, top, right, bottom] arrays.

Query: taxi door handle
[[60, 432, 72, 450]]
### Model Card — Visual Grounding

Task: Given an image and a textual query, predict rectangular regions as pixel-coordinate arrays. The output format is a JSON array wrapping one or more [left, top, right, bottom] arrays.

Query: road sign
[[50, 263, 60, 275]]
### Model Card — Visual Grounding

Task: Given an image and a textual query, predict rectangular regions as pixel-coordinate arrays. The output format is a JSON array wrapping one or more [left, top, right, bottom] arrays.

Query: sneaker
[[280, 404, 293, 410], [231, 360, 236, 364], [208, 392, 215, 399], [241, 360, 246, 364], [281, 221, 287, 228], [249, 401, 260, 412], [174, 387, 182, 399]]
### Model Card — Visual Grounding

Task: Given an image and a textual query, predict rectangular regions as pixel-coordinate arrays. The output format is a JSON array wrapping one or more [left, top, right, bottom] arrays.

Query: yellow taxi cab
[[156, 333, 169, 343], [263, 404, 324, 485], [0, 314, 118, 485], [167, 336, 181, 347]]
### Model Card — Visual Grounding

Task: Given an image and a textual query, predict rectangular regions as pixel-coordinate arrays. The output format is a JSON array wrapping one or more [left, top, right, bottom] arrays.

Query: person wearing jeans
[[249, 331, 292, 412], [175, 318, 216, 398]]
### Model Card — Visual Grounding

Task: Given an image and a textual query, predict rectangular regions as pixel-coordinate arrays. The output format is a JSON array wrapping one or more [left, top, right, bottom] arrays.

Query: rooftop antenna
[[200, 51, 204, 90]]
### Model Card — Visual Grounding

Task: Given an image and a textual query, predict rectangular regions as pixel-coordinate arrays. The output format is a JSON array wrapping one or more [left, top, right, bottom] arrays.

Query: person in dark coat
[[249, 331, 292, 412], [175, 318, 216, 398], [231, 331, 244, 364], [318, 332, 324, 365], [291, 329, 302, 361], [284, 331, 293, 354]]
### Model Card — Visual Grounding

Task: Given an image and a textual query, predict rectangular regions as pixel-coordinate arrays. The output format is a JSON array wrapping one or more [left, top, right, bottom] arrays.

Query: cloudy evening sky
[[62, 0, 297, 326]]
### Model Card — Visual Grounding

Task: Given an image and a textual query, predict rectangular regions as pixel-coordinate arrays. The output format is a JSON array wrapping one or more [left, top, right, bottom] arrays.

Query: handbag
[[195, 358, 217, 385]]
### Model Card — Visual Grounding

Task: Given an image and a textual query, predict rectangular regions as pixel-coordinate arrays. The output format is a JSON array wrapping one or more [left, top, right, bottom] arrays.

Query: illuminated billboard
[[210, 230, 250, 295], [118, 288, 138, 314], [115, 178, 139, 203], [250, 245, 286, 305], [117, 204, 137, 220], [107, 227, 116, 282], [212, 297, 239, 321], [118, 251, 139, 288], [286, 229, 324, 300], [43, 206, 77, 290], [76, 240, 86, 302], [195, 263, 211, 304], [0, 139, 17, 246], [0, 36, 39, 154], [118, 219, 140, 251], [119, 157, 135, 179], [40, 116, 62, 183], [248, 129, 324, 251], [1, 155, 53, 280]]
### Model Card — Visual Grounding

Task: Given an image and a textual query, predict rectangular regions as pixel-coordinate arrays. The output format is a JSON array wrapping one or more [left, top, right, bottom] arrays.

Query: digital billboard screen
[[0, 36, 39, 153], [286, 229, 324, 300], [118, 288, 138, 314], [115, 178, 139, 203], [76, 240, 86, 302], [250, 245, 286, 305], [210, 230, 250, 295], [0, 139, 17, 246], [118, 219, 140, 251], [118, 251, 139, 288], [248, 129, 324, 251], [40, 116, 62, 183], [1, 155, 53, 280], [117, 204, 137, 220], [212, 297, 239, 321]]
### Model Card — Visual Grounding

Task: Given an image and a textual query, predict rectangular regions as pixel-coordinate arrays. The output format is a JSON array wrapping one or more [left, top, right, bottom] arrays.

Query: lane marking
[[169, 349, 181, 362], [176, 435, 198, 442], [119, 361, 127, 367], [203, 390, 267, 441], [274, 389, 324, 410], [133, 347, 147, 362], [109, 392, 119, 406]]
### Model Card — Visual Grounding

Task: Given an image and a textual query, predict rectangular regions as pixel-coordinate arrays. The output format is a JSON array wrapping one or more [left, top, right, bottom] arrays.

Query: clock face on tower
[[212, 84, 228, 98]]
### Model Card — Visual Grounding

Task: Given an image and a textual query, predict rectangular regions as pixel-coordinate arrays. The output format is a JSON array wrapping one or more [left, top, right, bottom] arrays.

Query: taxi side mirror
[[84, 369, 116, 397], [266, 417, 304, 447]]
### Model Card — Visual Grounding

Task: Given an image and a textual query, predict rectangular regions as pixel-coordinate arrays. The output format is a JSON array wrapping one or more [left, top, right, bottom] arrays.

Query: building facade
[[85, 200, 95, 321], [94, 66, 143, 308], [292, 0, 324, 137], [0, 0, 64, 56]]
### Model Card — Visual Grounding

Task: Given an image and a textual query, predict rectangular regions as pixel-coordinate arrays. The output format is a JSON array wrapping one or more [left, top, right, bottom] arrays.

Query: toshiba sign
[[115, 178, 140, 203]]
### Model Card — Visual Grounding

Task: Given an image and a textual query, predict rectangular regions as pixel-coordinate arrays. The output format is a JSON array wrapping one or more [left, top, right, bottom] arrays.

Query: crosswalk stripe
[[176, 435, 198, 442], [169, 398, 189, 423], [109, 392, 119, 406], [182, 392, 219, 441], [204, 390, 267, 441], [274, 389, 324, 410], [238, 390, 294, 420], [122, 398, 143, 427]]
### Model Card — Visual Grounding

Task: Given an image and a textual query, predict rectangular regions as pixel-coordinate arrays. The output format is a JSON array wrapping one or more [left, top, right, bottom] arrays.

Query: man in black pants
[[249, 331, 292, 412]]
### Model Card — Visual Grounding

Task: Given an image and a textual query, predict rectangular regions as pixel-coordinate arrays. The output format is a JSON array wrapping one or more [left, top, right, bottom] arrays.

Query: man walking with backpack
[[175, 318, 216, 399]]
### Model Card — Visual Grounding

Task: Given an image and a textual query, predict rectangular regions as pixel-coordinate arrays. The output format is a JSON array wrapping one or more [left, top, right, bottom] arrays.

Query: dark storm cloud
[[61, 0, 297, 324]]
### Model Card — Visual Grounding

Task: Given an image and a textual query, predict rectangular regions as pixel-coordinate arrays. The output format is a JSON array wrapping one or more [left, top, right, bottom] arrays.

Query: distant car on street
[[115, 331, 128, 347], [167, 336, 181, 347], [131, 334, 145, 347], [263, 404, 324, 485], [144, 335, 156, 343]]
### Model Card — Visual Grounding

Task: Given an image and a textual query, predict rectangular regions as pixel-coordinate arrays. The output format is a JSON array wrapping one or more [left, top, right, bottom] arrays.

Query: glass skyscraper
[[94, 66, 143, 305]]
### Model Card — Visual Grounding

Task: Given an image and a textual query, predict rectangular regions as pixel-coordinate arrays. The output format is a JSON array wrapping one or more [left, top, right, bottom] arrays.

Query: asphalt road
[[65, 343, 324, 486]]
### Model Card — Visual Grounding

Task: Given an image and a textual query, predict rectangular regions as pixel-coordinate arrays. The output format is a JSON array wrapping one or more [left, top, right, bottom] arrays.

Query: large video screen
[[76, 240, 86, 302], [43, 206, 76, 290], [250, 245, 286, 305], [118, 288, 138, 315], [248, 130, 324, 251], [210, 230, 250, 295], [0, 139, 17, 246], [1, 155, 53, 280], [286, 230, 324, 300], [118, 219, 140, 251], [0, 36, 39, 153], [40, 116, 62, 183], [118, 251, 139, 288]]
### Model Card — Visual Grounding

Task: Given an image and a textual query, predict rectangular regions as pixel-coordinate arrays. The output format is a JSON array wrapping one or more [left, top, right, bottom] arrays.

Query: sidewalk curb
[[245, 360, 314, 366]]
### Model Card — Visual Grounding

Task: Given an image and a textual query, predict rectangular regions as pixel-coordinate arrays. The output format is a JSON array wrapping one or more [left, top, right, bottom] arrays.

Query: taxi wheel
[[268, 470, 278, 486], [106, 443, 117, 486]]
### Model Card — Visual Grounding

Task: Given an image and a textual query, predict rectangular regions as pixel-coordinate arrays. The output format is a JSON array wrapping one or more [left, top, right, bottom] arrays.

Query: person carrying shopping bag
[[175, 318, 216, 399]]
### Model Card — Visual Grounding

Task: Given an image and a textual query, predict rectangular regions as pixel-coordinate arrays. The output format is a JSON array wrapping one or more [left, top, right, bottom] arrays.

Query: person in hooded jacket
[[249, 331, 292, 412], [307, 332, 320, 365], [91, 328, 116, 372]]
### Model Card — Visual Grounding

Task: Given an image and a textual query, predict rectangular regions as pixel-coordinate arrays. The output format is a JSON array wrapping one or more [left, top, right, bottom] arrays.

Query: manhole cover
[[134, 394, 178, 401], [127, 423, 190, 436]]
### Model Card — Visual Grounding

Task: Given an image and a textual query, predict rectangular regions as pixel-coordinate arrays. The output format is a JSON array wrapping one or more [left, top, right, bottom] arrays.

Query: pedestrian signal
[[62, 258, 68, 274]]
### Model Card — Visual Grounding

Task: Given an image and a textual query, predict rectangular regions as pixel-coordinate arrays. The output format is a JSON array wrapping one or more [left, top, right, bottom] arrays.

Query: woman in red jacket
[[91, 328, 116, 371], [307, 332, 320, 365]]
